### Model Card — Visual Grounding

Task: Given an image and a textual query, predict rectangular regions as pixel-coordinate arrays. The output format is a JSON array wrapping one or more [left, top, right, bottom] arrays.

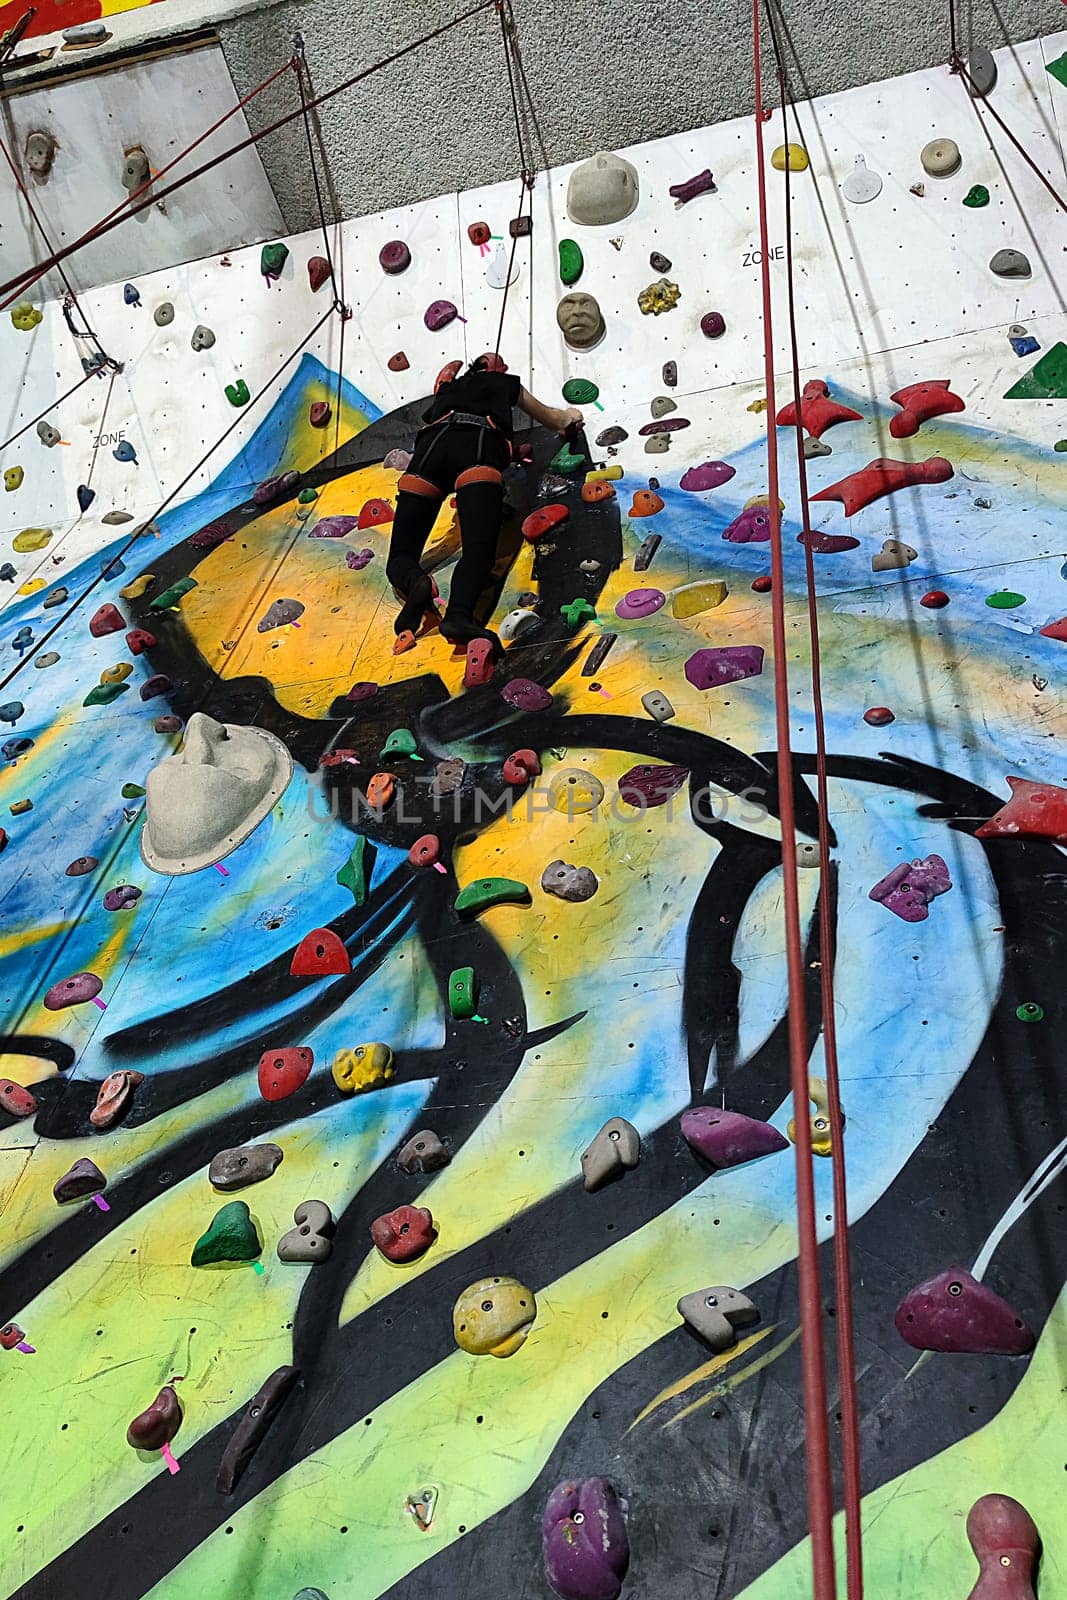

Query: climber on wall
[[386, 352, 583, 653]]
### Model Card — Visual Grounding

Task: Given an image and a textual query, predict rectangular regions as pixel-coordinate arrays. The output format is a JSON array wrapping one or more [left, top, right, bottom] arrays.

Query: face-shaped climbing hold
[[225, 380, 250, 407], [398, 1129, 451, 1174], [209, 1142, 283, 1190], [192, 1199, 261, 1266], [0, 1079, 37, 1118], [920, 137, 961, 177], [545, 768, 605, 815], [53, 1158, 106, 1203], [628, 489, 664, 518], [556, 291, 606, 351], [965, 1495, 1039, 1600], [36, 420, 60, 447], [677, 1285, 760, 1350], [894, 1267, 1033, 1354], [680, 1106, 789, 1168], [278, 1199, 334, 1263], [190, 324, 215, 351], [290, 928, 351, 977], [257, 1046, 313, 1102], [127, 1385, 181, 1451], [371, 1203, 435, 1263], [566, 150, 639, 225], [543, 1478, 630, 1600], [332, 1042, 395, 1094], [581, 1117, 640, 1191], [453, 1275, 536, 1357], [541, 859, 599, 902]]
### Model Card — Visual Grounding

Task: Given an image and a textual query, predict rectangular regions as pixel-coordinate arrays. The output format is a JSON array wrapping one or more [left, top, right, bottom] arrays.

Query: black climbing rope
[[491, 0, 536, 360], [293, 35, 349, 454], [0, 367, 96, 454]]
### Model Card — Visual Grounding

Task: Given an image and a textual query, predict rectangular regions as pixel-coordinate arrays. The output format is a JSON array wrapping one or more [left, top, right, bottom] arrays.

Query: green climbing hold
[[225, 380, 250, 407], [336, 836, 368, 906], [121, 783, 146, 799], [562, 378, 599, 406], [560, 598, 597, 626], [559, 239, 584, 286], [150, 577, 198, 610], [1016, 1001, 1044, 1022], [260, 242, 289, 282], [963, 184, 989, 208], [298, 487, 318, 504], [985, 591, 1026, 609], [1054, 440, 1067, 453], [1046, 51, 1067, 89], [454, 878, 532, 919], [549, 443, 586, 475], [1004, 342, 1067, 401], [191, 1200, 262, 1266], [379, 728, 421, 761], [84, 682, 129, 707], [448, 965, 479, 1019]]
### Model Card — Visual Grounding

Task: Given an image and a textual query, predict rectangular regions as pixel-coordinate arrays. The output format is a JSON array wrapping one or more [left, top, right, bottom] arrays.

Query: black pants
[[385, 422, 509, 634]]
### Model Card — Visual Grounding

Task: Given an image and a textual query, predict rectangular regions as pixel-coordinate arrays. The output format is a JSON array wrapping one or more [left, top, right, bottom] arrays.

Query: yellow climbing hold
[[4, 467, 24, 492], [744, 493, 786, 512], [747, 398, 768, 414], [786, 1075, 839, 1157], [100, 663, 133, 684], [120, 574, 155, 600], [12, 528, 52, 553], [671, 580, 728, 619], [332, 1042, 395, 1094], [771, 143, 809, 172], [453, 1275, 536, 1358], [585, 465, 624, 484], [11, 302, 42, 332], [545, 768, 606, 815], [17, 578, 45, 595]]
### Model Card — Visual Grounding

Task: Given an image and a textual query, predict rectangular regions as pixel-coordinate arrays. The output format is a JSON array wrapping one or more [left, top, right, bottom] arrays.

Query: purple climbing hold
[[615, 588, 666, 619], [308, 515, 359, 540], [638, 417, 690, 435], [66, 856, 99, 877], [43, 972, 103, 1010], [346, 682, 379, 702], [424, 299, 458, 332], [617, 763, 689, 808], [701, 312, 726, 339], [154, 716, 182, 734], [543, 1478, 630, 1600], [685, 645, 764, 690], [681, 461, 736, 491], [346, 549, 374, 570], [384, 449, 412, 473], [723, 506, 772, 544], [252, 471, 300, 506], [501, 678, 552, 712], [670, 169, 716, 205], [681, 1106, 788, 1168], [190, 518, 236, 550], [380, 241, 411, 275], [103, 885, 142, 911], [894, 1267, 1034, 1355], [139, 675, 171, 701], [869, 854, 951, 923]]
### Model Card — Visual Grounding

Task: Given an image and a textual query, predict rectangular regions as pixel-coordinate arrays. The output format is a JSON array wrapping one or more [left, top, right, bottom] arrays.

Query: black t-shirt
[[422, 370, 522, 438]]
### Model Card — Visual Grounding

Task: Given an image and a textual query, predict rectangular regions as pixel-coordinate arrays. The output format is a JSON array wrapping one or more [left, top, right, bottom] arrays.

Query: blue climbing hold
[[12, 627, 33, 654], [0, 701, 25, 726], [0, 564, 15, 582], [123, 283, 141, 307], [113, 440, 138, 465], [77, 485, 95, 513], [2, 736, 33, 760]]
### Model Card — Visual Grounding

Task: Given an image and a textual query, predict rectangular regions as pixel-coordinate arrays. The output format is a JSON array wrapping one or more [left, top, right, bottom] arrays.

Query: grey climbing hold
[[641, 690, 675, 722], [967, 45, 997, 97], [65, 20, 107, 41], [649, 251, 672, 273], [500, 607, 540, 642], [258, 598, 304, 632], [990, 248, 1031, 279], [541, 859, 599, 902], [596, 426, 628, 447], [277, 1199, 334, 1263], [216, 1366, 300, 1494], [566, 150, 639, 225], [581, 1117, 640, 1191], [191, 325, 215, 351], [102, 510, 133, 524], [53, 1158, 106, 1204], [431, 757, 466, 798], [209, 1142, 284, 1191], [398, 1130, 451, 1174], [25, 131, 56, 179], [153, 302, 174, 326], [35, 652, 59, 668], [121, 148, 150, 191], [677, 1285, 760, 1350], [842, 154, 882, 203], [43, 587, 68, 609], [557, 291, 606, 351], [920, 138, 961, 177], [872, 538, 917, 571], [36, 420, 60, 447], [797, 842, 820, 867], [650, 396, 677, 418], [645, 434, 670, 454], [662, 360, 677, 388], [803, 436, 831, 459]]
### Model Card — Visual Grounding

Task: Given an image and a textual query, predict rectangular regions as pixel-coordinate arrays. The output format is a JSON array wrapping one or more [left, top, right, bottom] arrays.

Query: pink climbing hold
[[379, 241, 411, 275], [680, 1107, 788, 1168], [894, 1266, 1033, 1355], [89, 604, 125, 638], [43, 972, 103, 1010], [776, 379, 863, 439], [685, 645, 764, 689], [424, 300, 458, 332], [723, 506, 772, 543], [615, 589, 665, 619], [638, 417, 690, 435], [869, 854, 951, 922], [888, 379, 965, 439], [308, 515, 359, 540], [680, 461, 736, 491], [811, 456, 954, 516]]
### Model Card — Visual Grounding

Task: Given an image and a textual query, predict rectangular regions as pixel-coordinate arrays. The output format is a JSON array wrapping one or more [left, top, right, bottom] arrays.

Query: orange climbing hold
[[629, 489, 664, 518], [290, 928, 351, 977], [367, 772, 396, 809], [358, 499, 394, 529], [581, 480, 615, 504]]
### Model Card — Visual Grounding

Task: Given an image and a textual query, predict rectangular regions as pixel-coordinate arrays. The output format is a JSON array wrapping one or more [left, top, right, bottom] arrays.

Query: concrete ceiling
[[215, 0, 1055, 233]]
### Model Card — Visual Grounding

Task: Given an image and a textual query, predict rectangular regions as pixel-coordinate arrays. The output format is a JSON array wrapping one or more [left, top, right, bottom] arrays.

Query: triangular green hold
[[1004, 342, 1067, 400], [84, 682, 129, 707], [1046, 51, 1067, 89], [549, 444, 585, 474], [379, 728, 421, 761], [336, 836, 368, 906], [191, 1200, 261, 1266]]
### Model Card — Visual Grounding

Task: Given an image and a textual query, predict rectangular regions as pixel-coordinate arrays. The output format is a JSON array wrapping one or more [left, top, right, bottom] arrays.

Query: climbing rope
[[75, 365, 119, 516], [0, 0, 499, 304], [293, 37, 349, 454], [491, 0, 535, 360], [0, 304, 335, 691], [0, 368, 96, 454], [751, 3, 837, 1598], [764, 0, 864, 1591]]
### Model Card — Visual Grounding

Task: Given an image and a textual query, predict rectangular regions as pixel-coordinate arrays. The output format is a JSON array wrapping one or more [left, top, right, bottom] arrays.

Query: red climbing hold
[[0, 1079, 37, 1118], [370, 1203, 435, 1263], [257, 1047, 314, 1101], [408, 834, 441, 868], [503, 749, 541, 785], [89, 603, 125, 638], [522, 504, 569, 542], [751, 575, 772, 593], [434, 359, 463, 393], [775, 379, 863, 439], [811, 456, 954, 516], [965, 1495, 1040, 1600], [921, 590, 950, 609], [864, 707, 895, 726], [464, 639, 495, 688], [125, 629, 157, 653], [1038, 616, 1067, 641], [290, 928, 351, 977], [388, 352, 410, 372], [888, 379, 965, 439], [307, 256, 331, 292], [976, 776, 1067, 844], [309, 401, 331, 428], [797, 529, 860, 554], [357, 499, 393, 530], [468, 221, 491, 246]]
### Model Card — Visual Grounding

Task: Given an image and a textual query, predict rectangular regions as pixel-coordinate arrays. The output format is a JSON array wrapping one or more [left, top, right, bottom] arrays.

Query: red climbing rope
[[0, 0, 499, 305], [0, 304, 335, 691], [751, 3, 837, 1598], [951, 53, 1067, 213], [769, 17, 865, 1597]]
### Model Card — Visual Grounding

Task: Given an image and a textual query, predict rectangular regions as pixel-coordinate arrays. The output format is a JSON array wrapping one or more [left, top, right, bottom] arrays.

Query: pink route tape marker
[[160, 1443, 180, 1475], [213, 863, 230, 877], [433, 862, 448, 874], [91, 997, 107, 1010], [16, 1341, 35, 1354], [91, 1194, 111, 1212]]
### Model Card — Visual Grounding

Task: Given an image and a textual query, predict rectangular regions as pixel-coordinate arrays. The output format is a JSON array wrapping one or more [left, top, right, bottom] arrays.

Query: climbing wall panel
[[0, 25, 1065, 1600]]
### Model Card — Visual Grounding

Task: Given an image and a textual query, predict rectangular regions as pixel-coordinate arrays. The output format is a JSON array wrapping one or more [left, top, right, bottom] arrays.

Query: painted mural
[[1, 36, 1066, 1600]]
